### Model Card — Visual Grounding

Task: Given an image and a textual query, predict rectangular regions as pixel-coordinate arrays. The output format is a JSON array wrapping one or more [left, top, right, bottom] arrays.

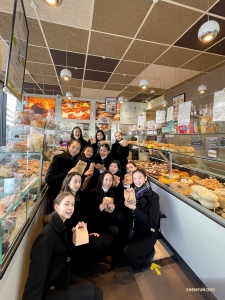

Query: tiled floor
[[81, 239, 217, 300]]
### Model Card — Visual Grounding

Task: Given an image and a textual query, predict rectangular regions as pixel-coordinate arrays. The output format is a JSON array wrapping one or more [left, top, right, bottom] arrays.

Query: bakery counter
[[150, 179, 225, 300]]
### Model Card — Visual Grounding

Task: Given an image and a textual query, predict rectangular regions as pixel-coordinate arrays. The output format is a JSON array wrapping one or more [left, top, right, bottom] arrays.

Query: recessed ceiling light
[[43, 0, 62, 7]]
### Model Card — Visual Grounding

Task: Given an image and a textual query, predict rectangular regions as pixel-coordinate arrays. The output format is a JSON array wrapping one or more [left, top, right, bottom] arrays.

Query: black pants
[[120, 232, 158, 267], [45, 277, 103, 300]]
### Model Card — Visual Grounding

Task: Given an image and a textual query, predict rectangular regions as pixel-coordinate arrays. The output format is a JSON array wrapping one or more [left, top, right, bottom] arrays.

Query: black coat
[[133, 189, 160, 237], [110, 142, 129, 168], [85, 189, 115, 233], [45, 151, 79, 202], [23, 212, 72, 300], [94, 154, 114, 170]]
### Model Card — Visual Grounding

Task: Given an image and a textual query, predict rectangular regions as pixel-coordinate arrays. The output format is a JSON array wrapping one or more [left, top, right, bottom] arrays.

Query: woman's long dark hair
[[91, 170, 114, 201], [70, 126, 86, 142], [60, 172, 82, 193], [95, 130, 106, 142], [109, 160, 122, 179], [78, 145, 94, 161]]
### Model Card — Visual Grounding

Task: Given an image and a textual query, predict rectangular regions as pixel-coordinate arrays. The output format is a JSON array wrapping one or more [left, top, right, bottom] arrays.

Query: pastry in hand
[[123, 174, 132, 185]]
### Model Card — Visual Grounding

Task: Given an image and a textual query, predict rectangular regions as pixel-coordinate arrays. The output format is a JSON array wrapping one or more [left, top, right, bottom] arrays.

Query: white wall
[[152, 182, 225, 300]]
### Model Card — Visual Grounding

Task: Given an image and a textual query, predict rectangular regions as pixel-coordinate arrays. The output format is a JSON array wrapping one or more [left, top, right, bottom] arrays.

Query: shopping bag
[[72, 224, 89, 246]]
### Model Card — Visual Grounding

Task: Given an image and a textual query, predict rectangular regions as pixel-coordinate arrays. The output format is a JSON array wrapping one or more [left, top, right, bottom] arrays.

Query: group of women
[[23, 126, 160, 300]]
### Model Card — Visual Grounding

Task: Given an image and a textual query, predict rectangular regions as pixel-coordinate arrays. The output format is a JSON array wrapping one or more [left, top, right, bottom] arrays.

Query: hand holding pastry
[[68, 166, 79, 174], [119, 140, 128, 147], [84, 169, 94, 176], [90, 137, 96, 144], [124, 202, 136, 210], [89, 232, 100, 237], [107, 203, 115, 212], [99, 203, 106, 211]]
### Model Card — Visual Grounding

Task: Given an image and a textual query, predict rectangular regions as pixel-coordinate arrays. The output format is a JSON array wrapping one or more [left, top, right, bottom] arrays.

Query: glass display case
[[134, 134, 225, 227], [0, 152, 46, 277]]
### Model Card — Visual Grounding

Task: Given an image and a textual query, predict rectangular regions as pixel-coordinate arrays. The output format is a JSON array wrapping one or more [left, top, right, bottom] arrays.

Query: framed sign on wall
[[172, 93, 185, 121], [105, 97, 117, 114]]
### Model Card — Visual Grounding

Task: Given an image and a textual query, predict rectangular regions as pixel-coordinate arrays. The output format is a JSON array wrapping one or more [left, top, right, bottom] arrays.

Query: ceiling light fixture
[[139, 53, 149, 90], [118, 96, 124, 103], [198, 61, 207, 94], [43, 0, 63, 7], [161, 99, 168, 107], [198, 84, 207, 94], [150, 89, 155, 95], [198, 0, 220, 42], [60, 41, 72, 80], [66, 91, 73, 99]]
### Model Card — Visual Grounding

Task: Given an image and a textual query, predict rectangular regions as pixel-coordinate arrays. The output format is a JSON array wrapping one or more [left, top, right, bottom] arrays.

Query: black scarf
[[134, 181, 151, 201]]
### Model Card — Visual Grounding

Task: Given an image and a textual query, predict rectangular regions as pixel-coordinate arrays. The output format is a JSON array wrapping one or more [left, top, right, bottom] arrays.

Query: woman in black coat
[[61, 173, 113, 268], [110, 131, 129, 176], [85, 171, 118, 238], [121, 169, 160, 271], [23, 192, 103, 300], [88, 130, 106, 157], [45, 140, 81, 209], [70, 126, 88, 152]]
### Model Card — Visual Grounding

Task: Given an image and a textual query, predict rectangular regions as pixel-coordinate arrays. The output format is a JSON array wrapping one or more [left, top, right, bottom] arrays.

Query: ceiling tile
[[86, 55, 119, 72], [26, 62, 56, 76], [140, 87, 164, 95], [108, 74, 136, 85], [206, 39, 225, 56], [124, 40, 168, 63], [0, 12, 13, 41], [38, 84, 61, 92], [59, 78, 83, 87], [123, 85, 142, 93], [33, 75, 59, 86], [118, 91, 137, 98], [210, 1, 225, 18], [80, 88, 103, 100], [55, 66, 84, 80], [50, 49, 86, 68], [204, 60, 225, 72], [104, 83, 126, 91], [92, 0, 152, 37], [171, 0, 216, 10], [23, 0, 94, 30], [83, 80, 105, 89], [23, 82, 41, 91], [44, 90, 62, 96], [137, 1, 201, 44], [88, 32, 131, 59], [155, 47, 201, 68], [61, 87, 81, 94], [84, 70, 111, 82], [41, 21, 89, 53], [23, 88, 43, 95], [114, 60, 144, 76], [27, 18, 46, 47], [129, 98, 144, 103], [175, 15, 225, 51], [182, 53, 225, 71], [27, 46, 52, 64], [24, 74, 35, 83]]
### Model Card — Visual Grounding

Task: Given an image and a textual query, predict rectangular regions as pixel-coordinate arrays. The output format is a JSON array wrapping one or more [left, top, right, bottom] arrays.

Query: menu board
[[5, 0, 29, 101], [213, 90, 225, 121], [61, 100, 90, 120], [178, 101, 191, 126], [166, 106, 173, 122], [172, 93, 185, 121], [23, 96, 55, 116], [138, 115, 146, 126], [96, 102, 120, 121], [156, 110, 166, 124]]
